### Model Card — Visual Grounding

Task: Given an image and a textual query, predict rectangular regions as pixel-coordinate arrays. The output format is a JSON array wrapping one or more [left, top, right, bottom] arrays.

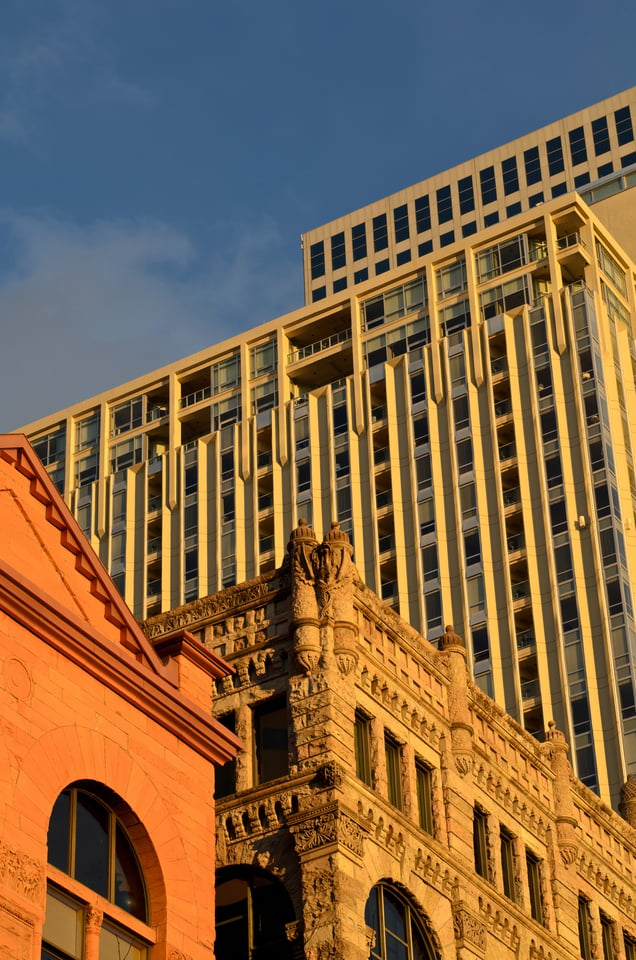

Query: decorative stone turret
[[287, 520, 358, 677], [438, 625, 473, 776], [619, 774, 636, 827], [541, 721, 578, 867], [288, 518, 321, 674]]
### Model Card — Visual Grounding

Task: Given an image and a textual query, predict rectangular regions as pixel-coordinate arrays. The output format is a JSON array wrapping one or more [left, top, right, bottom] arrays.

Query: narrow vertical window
[[310, 241, 325, 279], [352, 223, 367, 261], [578, 896, 593, 960], [526, 850, 543, 924], [500, 828, 516, 900], [215, 712, 237, 799], [415, 761, 433, 834], [458, 175, 475, 214], [373, 213, 388, 251], [253, 696, 288, 784], [393, 204, 410, 243], [524, 146, 542, 185], [415, 195, 431, 232], [592, 116, 611, 155], [436, 185, 453, 224], [473, 806, 489, 879], [502, 157, 519, 195], [384, 733, 403, 809], [354, 709, 372, 786], [601, 912, 616, 960], [569, 126, 588, 166], [479, 166, 497, 205], [615, 106, 634, 146], [546, 136, 565, 175], [331, 232, 346, 271]]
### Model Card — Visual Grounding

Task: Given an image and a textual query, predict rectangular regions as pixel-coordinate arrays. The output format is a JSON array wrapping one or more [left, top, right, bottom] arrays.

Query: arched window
[[215, 866, 296, 960], [42, 783, 150, 960], [365, 883, 438, 960]]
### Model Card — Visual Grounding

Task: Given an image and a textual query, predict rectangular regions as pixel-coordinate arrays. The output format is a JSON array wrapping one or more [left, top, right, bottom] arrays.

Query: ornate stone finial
[[288, 517, 318, 550], [620, 774, 636, 827], [544, 720, 566, 744], [440, 624, 465, 650], [323, 520, 350, 544]]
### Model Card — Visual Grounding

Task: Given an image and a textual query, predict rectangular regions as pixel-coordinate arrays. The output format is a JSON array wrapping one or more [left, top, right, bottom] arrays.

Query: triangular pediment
[[0, 435, 168, 677]]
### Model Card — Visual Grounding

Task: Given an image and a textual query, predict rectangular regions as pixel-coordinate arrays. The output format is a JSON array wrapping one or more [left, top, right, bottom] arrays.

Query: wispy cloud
[[0, 1, 155, 142], [0, 213, 300, 431]]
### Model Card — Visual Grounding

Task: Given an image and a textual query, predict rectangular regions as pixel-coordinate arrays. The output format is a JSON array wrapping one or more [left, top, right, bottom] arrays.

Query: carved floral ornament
[[288, 803, 367, 858]]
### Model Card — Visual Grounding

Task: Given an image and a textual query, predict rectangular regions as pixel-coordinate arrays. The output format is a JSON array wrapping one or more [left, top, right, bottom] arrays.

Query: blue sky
[[1, 0, 635, 431]]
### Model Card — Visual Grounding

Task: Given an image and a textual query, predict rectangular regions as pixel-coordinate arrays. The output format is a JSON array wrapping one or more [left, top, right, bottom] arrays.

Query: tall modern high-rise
[[19, 87, 636, 805]]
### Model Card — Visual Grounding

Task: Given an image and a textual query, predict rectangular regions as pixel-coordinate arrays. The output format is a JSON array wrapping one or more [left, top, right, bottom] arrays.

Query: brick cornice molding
[[0, 564, 239, 766]]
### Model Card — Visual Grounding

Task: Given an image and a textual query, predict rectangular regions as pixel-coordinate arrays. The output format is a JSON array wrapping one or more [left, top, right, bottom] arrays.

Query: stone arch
[[364, 876, 444, 960], [14, 724, 195, 929]]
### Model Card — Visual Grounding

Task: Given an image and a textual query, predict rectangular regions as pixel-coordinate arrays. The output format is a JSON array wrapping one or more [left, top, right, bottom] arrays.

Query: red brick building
[[0, 435, 240, 960]]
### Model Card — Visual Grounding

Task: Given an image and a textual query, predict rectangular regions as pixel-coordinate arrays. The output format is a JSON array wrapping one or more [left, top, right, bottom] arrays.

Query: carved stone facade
[[143, 521, 636, 960]]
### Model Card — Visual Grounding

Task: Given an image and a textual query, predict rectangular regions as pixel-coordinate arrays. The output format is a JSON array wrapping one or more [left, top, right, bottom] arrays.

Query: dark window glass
[[354, 268, 368, 284], [415, 762, 433, 834], [397, 250, 412, 266], [418, 239, 433, 256], [436, 185, 453, 224], [440, 230, 455, 247], [579, 897, 593, 960], [415, 195, 431, 232], [216, 868, 295, 960], [598, 162, 614, 177], [550, 500, 567, 534], [375, 259, 390, 275], [75, 791, 109, 898], [354, 709, 372, 785], [502, 156, 519, 194], [551, 182, 567, 198], [484, 212, 499, 227], [560, 596, 580, 633], [47, 787, 146, 922], [473, 807, 489, 878], [574, 172, 591, 188], [253, 697, 288, 784], [524, 146, 542, 185], [215, 713, 237, 799], [480, 166, 497, 205], [526, 851, 544, 924], [365, 884, 437, 960], [569, 126, 587, 166], [384, 734, 403, 808], [529, 192, 544, 207], [472, 626, 489, 662], [312, 285, 326, 302], [373, 213, 388, 251], [458, 175, 475, 213], [393, 204, 410, 243], [464, 531, 481, 566], [622, 151, 636, 167], [310, 241, 325, 279], [333, 277, 347, 293], [331, 231, 346, 270], [47, 791, 71, 873], [500, 828, 516, 900], [615, 106, 634, 146], [352, 223, 367, 261], [547, 137, 564, 175], [506, 202, 522, 216], [462, 221, 477, 237], [592, 116, 611, 155]]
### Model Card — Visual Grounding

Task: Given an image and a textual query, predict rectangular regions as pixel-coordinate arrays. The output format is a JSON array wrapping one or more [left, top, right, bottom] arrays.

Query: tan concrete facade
[[0, 436, 239, 960], [144, 521, 636, 960], [19, 192, 636, 806], [301, 87, 636, 303]]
